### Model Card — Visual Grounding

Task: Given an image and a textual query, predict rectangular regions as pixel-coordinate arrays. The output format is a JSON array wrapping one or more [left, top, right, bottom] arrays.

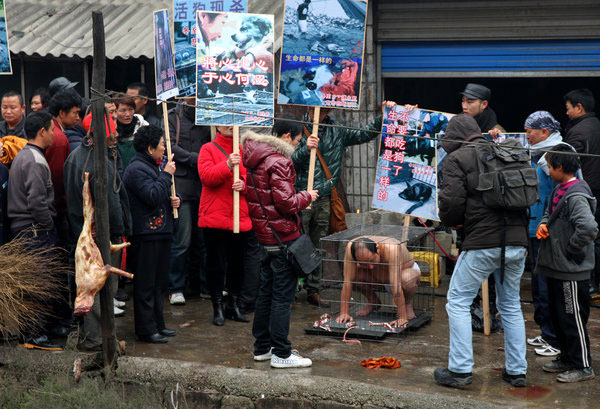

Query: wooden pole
[[233, 126, 240, 233], [162, 101, 178, 219], [401, 214, 411, 242], [482, 279, 491, 336], [91, 10, 116, 368], [306, 106, 320, 209]]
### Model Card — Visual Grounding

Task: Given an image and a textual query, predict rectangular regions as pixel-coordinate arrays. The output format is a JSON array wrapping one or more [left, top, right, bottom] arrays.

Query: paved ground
[[113, 274, 600, 409]]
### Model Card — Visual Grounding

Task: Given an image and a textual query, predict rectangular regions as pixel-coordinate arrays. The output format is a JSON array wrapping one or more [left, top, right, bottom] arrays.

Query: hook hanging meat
[[74, 172, 132, 316]]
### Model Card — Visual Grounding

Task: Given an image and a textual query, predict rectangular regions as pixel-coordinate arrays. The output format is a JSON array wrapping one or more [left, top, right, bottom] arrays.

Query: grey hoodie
[[535, 179, 598, 280]]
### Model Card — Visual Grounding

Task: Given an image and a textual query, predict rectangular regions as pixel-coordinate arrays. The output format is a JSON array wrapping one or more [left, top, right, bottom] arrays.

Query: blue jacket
[[529, 154, 555, 237], [123, 152, 174, 239]]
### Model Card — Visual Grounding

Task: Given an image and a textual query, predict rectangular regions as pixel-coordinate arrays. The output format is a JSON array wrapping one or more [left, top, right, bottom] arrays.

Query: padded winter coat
[[292, 113, 382, 197], [197, 132, 252, 232], [242, 131, 312, 245], [438, 114, 529, 250]]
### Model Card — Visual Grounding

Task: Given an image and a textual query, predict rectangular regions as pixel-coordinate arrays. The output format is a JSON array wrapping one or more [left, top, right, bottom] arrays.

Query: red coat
[[197, 133, 252, 232], [46, 118, 70, 215], [242, 131, 312, 245]]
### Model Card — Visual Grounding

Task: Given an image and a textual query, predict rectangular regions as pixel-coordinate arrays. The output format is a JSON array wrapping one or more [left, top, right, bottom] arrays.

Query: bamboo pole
[[162, 101, 178, 219], [233, 126, 240, 233], [306, 106, 320, 209], [482, 279, 491, 336]]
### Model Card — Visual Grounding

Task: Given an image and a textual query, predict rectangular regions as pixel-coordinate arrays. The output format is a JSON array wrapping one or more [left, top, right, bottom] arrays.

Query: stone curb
[[116, 356, 509, 409]]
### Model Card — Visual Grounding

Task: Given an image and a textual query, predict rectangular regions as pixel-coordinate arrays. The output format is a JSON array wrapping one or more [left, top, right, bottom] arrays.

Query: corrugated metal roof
[[6, 0, 283, 59]]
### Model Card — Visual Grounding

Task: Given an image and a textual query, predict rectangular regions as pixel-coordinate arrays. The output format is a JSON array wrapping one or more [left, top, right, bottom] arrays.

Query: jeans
[[239, 230, 262, 310], [446, 246, 527, 375], [529, 238, 558, 348], [252, 243, 298, 359], [169, 200, 204, 294], [301, 196, 330, 295]]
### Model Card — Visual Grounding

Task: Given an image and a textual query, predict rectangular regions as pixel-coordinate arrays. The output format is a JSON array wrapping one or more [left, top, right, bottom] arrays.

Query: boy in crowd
[[535, 143, 598, 383]]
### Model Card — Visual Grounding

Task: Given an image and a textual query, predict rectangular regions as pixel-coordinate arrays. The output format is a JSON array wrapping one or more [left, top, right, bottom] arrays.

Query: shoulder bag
[[303, 127, 348, 234]]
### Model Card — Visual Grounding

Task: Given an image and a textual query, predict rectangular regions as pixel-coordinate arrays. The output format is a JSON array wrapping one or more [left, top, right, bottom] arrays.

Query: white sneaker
[[535, 344, 561, 357], [169, 292, 186, 305], [114, 306, 124, 317], [527, 335, 547, 347], [270, 350, 312, 368], [254, 347, 273, 361], [114, 298, 126, 308]]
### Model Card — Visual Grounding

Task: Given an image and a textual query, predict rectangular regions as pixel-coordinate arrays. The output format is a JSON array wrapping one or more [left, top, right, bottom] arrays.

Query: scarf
[[531, 131, 563, 176], [117, 116, 139, 140]]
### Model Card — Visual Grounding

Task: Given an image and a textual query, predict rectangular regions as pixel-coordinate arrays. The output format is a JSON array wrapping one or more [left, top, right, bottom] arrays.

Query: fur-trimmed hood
[[242, 130, 294, 170]]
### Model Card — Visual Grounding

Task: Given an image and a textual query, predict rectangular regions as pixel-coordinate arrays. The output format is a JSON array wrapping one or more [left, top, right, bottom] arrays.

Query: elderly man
[[335, 236, 421, 328]]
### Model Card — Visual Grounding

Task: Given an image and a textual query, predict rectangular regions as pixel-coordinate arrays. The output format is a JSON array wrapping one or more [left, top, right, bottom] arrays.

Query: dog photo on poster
[[195, 11, 274, 126], [173, 0, 247, 97], [0, 0, 12, 75], [154, 9, 179, 101], [279, 0, 367, 109], [371, 106, 455, 221]]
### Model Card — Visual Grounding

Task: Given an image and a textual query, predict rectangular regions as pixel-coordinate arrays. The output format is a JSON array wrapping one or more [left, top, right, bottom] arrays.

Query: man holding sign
[[292, 102, 394, 305]]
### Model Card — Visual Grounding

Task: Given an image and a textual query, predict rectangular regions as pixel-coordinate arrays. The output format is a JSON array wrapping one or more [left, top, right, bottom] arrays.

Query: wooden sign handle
[[306, 106, 320, 210], [482, 279, 491, 336], [233, 126, 240, 233], [162, 101, 178, 219]]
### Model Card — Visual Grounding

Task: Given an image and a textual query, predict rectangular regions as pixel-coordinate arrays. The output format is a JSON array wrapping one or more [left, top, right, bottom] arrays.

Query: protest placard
[[154, 9, 179, 101], [173, 1, 247, 97], [372, 106, 455, 221], [194, 11, 274, 126], [278, 0, 367, 110], [484, 132, 529, 148], [0, 1, 12, 75]]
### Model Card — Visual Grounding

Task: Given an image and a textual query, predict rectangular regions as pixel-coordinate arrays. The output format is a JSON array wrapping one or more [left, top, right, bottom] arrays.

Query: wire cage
[[306, 224, 436, 341]]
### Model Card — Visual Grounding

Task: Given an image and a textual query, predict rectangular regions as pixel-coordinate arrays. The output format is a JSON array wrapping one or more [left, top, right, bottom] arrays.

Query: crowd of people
[[1, 78, 599, 380]]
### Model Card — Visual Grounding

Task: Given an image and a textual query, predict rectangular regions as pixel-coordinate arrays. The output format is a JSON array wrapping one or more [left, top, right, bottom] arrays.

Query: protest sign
[[372, 106, 454, 221], [0, 1, 12, 75], [154, 9, 179, 101], [173, 0, 247, 97], [484, 132, 529, 148], [195, 11, 274, 126], [278, 0, 367, 109]]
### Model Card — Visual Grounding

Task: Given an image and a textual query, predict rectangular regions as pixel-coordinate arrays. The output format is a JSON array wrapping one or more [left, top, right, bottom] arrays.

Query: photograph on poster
[[0, 0, 12, 75], [195, 11, 274, 126], [371, 106, 454, 221], [279, 0, 367, 109], [173, 0, 247, 97], [484, 132, 529, 149], [154, 9, 179, 101]]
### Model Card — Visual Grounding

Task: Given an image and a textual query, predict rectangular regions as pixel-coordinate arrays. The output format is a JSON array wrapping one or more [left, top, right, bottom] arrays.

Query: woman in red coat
[[242, 116, 318, 368], [198, 125, 253, 326]]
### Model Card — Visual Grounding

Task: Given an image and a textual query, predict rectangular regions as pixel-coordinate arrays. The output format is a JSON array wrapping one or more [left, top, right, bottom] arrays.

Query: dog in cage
[[335, 236, 421, 328]]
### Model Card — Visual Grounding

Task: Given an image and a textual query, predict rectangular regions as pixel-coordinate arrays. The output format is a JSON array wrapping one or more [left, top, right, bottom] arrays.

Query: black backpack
[[472, 138, 539, 210], [470, 138, 539, 283]]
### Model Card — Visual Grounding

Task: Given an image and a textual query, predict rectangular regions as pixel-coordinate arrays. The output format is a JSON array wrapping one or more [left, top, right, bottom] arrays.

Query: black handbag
[[248, 171, 321, 278]]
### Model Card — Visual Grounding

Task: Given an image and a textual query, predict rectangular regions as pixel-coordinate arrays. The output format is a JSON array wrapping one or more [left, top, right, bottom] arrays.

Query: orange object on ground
[[361, 357, 401, 369]]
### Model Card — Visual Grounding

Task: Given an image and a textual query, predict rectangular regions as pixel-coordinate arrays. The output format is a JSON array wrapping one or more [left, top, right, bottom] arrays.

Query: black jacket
[[0, 119, 25, 139], [564, 113, 600, 195], [167, 104, 211, 201], [123, 152, 174, 238], [64, 143, 132, 244], [438, 115, 528, 250], [473, 107, 499, 133]]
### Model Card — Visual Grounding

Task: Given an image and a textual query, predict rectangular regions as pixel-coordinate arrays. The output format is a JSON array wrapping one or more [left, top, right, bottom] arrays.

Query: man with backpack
[[434, 114, 535, 389]]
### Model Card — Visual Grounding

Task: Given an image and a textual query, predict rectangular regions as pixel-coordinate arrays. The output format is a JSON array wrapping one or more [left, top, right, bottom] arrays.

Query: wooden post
[[233, 126, 240, 233], [306, 106, 320, 209], [401, 214, 411, 242], [162, 101, 178, 219], [91, 10, 116, 369], [482, 279, 491, 336]]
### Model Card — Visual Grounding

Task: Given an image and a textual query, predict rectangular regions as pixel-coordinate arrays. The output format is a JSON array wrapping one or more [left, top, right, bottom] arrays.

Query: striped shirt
[[552, 178, 579, 212]]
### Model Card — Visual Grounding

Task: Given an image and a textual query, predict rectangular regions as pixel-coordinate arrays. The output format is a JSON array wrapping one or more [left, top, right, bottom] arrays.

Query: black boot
[[225, 295, 250, 322], [212, 295, 225, 326]]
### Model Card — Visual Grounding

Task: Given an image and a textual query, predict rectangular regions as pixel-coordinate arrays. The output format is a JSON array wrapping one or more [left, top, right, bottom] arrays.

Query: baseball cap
[[83, 113, 117, 138]]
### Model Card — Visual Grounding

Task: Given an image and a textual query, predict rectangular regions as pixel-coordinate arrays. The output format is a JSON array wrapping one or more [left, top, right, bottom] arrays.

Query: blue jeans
[[446, 246, 527, 375], [252, 243, 298, 359]]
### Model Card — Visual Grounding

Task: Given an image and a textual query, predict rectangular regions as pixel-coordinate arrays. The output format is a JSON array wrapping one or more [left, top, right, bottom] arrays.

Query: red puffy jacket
[[242, 131, 312, 245], [197, 132, 252, 232]]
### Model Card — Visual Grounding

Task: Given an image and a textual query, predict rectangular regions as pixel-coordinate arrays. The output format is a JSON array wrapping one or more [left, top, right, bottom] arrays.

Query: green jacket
[[292, 114, 382, 197]]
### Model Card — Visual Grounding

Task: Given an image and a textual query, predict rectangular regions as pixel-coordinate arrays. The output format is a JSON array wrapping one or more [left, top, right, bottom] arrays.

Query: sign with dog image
[[173, 0, 247, 98], [194, 11, 274, 126], [371, 105, 455, 221], [278, 0, 368, 110], [154, 9, 179, 101]]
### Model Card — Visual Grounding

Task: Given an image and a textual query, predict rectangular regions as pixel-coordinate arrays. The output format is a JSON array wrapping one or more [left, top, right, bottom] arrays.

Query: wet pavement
[[114, 275, 600, 408]]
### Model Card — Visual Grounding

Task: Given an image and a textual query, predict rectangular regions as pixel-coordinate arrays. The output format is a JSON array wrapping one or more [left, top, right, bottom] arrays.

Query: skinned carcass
[[74, 172, 132, 316]]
